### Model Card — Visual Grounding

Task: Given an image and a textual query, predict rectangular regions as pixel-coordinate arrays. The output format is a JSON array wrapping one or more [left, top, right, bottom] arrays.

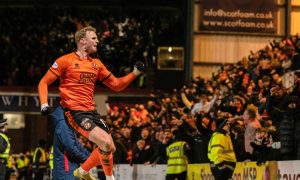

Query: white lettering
[[18, 96, 28, 106], [2, 96, 13, 106], [33, 96, 40, 107], [48, 97, 55, 106]]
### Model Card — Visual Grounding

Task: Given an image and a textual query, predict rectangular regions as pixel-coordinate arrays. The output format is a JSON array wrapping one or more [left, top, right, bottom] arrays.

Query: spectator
[[278, 96, 300, 160], [191, 93, 217, 115], [231, 124, 247, 162], [144, 130, 168, 165], [243, 108, 262, 158], [131, 139, 152, 164], [250, 127, 272, 165], [112, 130, 130, 164], [192, 114, 214, 163]]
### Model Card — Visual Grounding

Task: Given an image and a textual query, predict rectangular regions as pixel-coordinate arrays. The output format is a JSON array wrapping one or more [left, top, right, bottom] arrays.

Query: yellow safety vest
[[208, 132, 236, 165], [33, 147, 47, 169], [49, 146, 53, 169], [0, 133, 10, 159], [166, 141, 188, 174], [6, 155, 14, 168], [24, 156, 30, 167], [17, 157, 25, 169]]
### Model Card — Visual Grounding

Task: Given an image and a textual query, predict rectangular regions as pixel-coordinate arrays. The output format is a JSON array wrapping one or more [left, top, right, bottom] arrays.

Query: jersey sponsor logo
[[52, 62, 58, 69], [78, 73, 97, 84]]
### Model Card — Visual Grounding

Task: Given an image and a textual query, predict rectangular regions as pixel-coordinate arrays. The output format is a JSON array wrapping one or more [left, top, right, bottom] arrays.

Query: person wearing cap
[[208, 118, 236, 180], [0, 119, 10, 180]]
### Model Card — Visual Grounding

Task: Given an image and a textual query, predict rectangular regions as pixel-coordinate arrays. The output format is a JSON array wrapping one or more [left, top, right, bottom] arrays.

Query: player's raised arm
[[102, 61, 145, 92]]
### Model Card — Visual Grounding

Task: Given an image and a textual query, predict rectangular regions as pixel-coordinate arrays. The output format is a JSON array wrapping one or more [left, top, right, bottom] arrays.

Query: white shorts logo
[[52, 62, 58, 69]]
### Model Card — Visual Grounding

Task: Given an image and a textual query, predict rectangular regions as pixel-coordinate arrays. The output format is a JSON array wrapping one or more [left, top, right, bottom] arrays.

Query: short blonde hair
[[74, 26, 96, 44]]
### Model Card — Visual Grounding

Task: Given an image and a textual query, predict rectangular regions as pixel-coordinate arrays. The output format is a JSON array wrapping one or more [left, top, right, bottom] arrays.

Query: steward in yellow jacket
[[32, 139, 47, 180], [0, 119, 11, 180], [208, 118, 236, 180], [17, 153, 30, 180], [166, 129, 190, 180]]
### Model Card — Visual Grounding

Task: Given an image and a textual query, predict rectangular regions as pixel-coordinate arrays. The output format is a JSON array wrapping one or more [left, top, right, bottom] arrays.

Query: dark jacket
[[0, 133, 8, 154], [278, 96, 300, 160], [232, 133, 247, 162], [51, 106, 90, 180], [132, 143, 153, 164]]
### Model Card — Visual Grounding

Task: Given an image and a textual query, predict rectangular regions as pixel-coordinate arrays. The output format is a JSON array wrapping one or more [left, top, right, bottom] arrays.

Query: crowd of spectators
[[99, 34, 300, 165], [0, 6, 183, 86]]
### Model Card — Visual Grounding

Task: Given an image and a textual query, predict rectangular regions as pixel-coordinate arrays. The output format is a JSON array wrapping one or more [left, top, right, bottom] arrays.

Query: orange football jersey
[[50, 52, 110, 110]]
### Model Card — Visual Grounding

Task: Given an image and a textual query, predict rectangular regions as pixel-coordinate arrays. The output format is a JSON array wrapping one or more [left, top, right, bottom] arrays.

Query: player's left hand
[[133, 61, 145, 76]]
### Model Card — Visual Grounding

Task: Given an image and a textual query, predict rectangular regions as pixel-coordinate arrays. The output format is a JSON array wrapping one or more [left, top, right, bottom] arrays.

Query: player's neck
[[75, 50, 88, 59]]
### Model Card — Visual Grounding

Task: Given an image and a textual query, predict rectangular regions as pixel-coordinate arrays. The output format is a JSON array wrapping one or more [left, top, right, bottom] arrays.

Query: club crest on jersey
[[92, 63, 99, 69], [81, 117, 92, 130], [52, 62, 58, 69], [74, 63, 79, 68], [83, 122, 91, 130]]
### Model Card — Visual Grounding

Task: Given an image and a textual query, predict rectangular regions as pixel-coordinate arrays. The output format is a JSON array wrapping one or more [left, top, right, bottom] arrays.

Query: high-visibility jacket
[[208, 131, 236, 165], [24, 156, 30, 167], [0, 133, 10, 160], [6, 155, 14, 168], [17, 157, 25, 169], [49, 146, 53, 169], [17, 155, 30, 170], [166, 141, 188, 174], [33, 147, 47, 169]]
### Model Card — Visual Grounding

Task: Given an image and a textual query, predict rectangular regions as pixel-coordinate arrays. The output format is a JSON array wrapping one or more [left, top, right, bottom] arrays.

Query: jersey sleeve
[[49, 56, 70, 76], [96, 60, 111, 81]]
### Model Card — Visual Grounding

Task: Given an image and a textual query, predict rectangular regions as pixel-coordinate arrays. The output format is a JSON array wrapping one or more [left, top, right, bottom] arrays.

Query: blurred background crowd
[[0, 6, 183, 87]]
